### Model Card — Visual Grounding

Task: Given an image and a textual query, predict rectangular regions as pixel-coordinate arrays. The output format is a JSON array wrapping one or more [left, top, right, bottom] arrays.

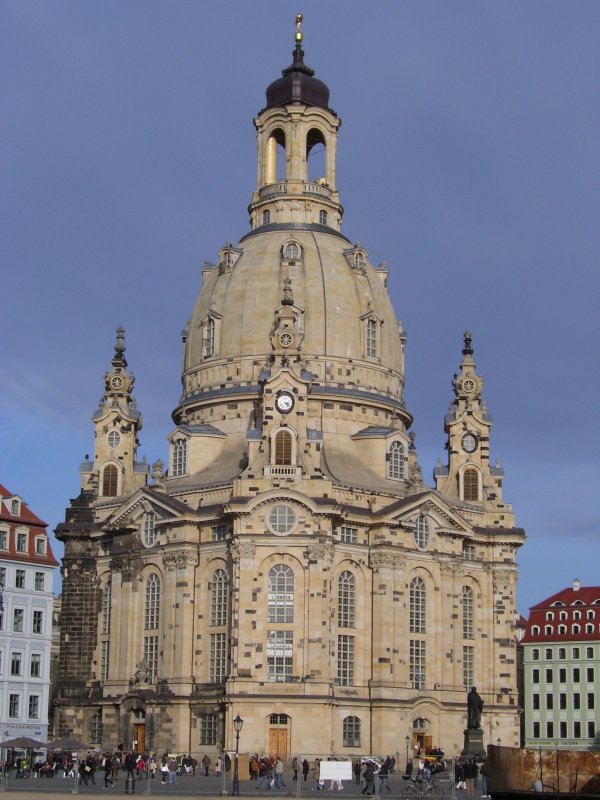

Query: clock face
[[110, 375, 124, 390], [275, 392, 294, 413], [462, 433, 478, 453], [463, 378, 476, 393]]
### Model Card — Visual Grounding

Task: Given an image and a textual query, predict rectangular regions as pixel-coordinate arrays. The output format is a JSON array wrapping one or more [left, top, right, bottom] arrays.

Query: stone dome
[[180, 226, 409, 426]]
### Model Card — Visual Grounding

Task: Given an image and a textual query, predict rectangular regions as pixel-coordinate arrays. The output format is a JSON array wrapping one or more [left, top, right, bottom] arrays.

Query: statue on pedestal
[[467, 687, 483, 729]]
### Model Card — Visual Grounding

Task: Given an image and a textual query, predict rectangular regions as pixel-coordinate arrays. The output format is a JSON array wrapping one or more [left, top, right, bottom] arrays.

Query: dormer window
[[574, 611, 581, 620], [10, 499, 20, 516], [204, 318, 215, 358], [172, 438, 187, 477], [354, 251, 365, 269], [366, 319, 377, 357], [546, 612, 554, 621], [388, 440, 405, 479], [35, 538, 46, 556], [16, 532, 28, 552], [559, 625, 567, 634], [545, 625, 553, 635], [532, 625, 540, 636]]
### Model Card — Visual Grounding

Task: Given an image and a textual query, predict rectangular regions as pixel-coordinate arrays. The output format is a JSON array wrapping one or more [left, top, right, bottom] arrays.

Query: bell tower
[[248, 14, 343, 231], [434, 331, 515, 526], [80, 327, 149, 498]]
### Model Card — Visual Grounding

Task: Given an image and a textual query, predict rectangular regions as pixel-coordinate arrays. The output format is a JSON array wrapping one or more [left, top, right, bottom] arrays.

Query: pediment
[[104, 488, 187, 529], [383, 491, 472, 535]]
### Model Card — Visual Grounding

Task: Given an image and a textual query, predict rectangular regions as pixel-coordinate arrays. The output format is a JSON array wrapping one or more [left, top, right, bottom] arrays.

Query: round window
[[108, 431, 121, 449], [267, 505, 296, 535]]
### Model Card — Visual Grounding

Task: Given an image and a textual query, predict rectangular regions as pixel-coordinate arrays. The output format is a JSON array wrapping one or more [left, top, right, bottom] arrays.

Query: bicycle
[[403, 775, 445, 799]]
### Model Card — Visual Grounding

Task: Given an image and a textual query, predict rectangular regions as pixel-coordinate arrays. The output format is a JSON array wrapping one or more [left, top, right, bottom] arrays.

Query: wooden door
[[268, 728, 287, 757], [134, 724, 146, 753]]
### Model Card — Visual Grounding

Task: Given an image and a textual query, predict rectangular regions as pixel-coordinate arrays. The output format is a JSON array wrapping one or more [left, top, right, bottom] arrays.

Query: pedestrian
[[103, 754, 114, 788], [480, 761, 489, 798], [378, 761, 391, 793], [168, 756, 178, 784], [354, 761, 361, 785], [292, 756, 298, 781], [361, 762, 375, 795], [160, 757, 169, 784], [202, 754, 211, 777], [302, 758, 309, 782], [274, 756, 286, 788], [312, 759, 323, 791]]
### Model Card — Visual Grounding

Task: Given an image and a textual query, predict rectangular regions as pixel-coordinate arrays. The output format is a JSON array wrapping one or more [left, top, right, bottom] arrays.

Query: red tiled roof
[[0, 482, 59, 567], [521, 584, 600, 644]]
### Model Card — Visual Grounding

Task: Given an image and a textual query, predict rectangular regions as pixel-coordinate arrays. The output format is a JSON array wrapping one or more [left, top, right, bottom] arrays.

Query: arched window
[[108, 431, 120, 449], [462, 586, 474, 639], [203, 318, 215, 358], [463, 468, 480, 501], [319, 210, 328, 225], [172, 438, 187, 477], [211, 569, 228, 627], [413, 516, 429, 549], [532, 625, 540, 636], [145, 574, 161, 630], [102, 582, 111, 635], [102, 464, 118, 497], [343, 716, 361, 747], [388, 441, 405, 479], [409, 577, 426, 633], [274, 429, 293, 465], [262, 210, 271, 225], [284, 242, 300, 261], [572, 623, 580, 634], [558, 625, 567, 634], [338, 571, 356, 629], [545, 625, 553, 635], [268, 565, 294, 623]]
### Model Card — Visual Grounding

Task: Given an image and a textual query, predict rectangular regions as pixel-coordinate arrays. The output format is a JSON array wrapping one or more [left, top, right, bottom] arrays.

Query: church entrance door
[[269, 728, 287, 757], [134, 723, 146, 753]]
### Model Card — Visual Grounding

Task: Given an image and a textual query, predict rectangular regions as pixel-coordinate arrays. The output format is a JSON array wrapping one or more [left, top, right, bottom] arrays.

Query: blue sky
[[2, 2, 599, 614]]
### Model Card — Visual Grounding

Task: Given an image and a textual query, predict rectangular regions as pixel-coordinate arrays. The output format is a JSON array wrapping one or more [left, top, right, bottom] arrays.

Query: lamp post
[[405, 735, 410, 769], [232, 714, 243, 797]]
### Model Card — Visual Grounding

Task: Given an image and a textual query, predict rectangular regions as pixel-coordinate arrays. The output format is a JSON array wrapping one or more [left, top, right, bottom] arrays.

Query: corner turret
[[433, 332, 514, 526]]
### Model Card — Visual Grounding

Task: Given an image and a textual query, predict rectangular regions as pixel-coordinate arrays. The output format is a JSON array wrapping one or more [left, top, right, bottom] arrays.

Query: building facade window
[[210, 633, 227, 683], [28, 695, 39, 719], [267, 505, 296, 535], [143, 512, 157, 546], [108, 431, 120, 449], [267, 630, 293, 682], [9, 694, 19, 718], [203, 317, 215, 358], [30, 653, 41, 677], [0, 532, 6, 550], [268, 565, 294, 623], [410, 640, 426, 690], [0, 567, 5, 586], [13, 608, 23, 632], [143, 635, 159, 682], [16, 532, 27, 552], [284, 242, 300, 261], [388, 441, 405, 479], [200, 714, 217, 746], [463, 468, 480, 501], [34, 572, 44, 591], [319, 210, 327, 225], [462, 541, 476, 560], [32, 610, 43, 634], [172, 438, 187, 477], [90, 713, 102, 744], [16, 569, 26, 589], [409, 577, 426, 633], [102, 583, 111, 635], [338, 571, 356, 629], [11, 652, 22, 676], [463, 645, 474, 689], [337, 634, 355, 686], [413, 516, 429, 549], [145, 574, 161, 630], [340, 526, 358, 544], [263, 210, 271, 225], [274, 430, 293, 465], [102, 464, 118, 497], [343, 716, 361, 747], [211, 569, 228, 627], [35, 538, 46, 555], [211, 525, 228, 541], [100, 641, 110, 682], [462, 586, 474, 639], [366, 318, 377, 357]]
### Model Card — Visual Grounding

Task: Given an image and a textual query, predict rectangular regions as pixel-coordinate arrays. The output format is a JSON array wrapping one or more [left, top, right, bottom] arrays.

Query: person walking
[[274, 756, 286, 789], [202, 754, 211, 777], [302, 759, 310, 782], [292, 756, 298, 782], [361, 763, 375, 795], [378, 761, 391, 793], [103, 755, 114, 789]]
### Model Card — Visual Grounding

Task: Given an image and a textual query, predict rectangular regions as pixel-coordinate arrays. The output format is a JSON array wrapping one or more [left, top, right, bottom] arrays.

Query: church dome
[[265, 47, 331, 111]]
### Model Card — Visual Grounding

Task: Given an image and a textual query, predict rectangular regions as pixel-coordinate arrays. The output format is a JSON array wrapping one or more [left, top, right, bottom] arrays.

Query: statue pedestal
[[461, 728, 486, 759]]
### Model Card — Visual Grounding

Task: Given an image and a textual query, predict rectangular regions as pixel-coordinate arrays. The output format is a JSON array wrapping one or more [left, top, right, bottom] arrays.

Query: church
[[54, 18, 525, 760]]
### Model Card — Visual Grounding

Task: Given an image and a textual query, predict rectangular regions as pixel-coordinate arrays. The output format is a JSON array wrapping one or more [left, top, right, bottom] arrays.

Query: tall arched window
[[172, 439, 187, 477], [462, 586, 474, 639], [145, 574, 161, 630], [102, 464, 118, 497], [388, 441, 405, 479], [274, 430, 293, 465], [409, 576, 426, 633], [211, 569, 228, 627], [143, 512, 157, 546], [463, 468, 480, 501], [413, 516, 429, 549], [268, 564, 294, 623], [338, 571, 356, 629]]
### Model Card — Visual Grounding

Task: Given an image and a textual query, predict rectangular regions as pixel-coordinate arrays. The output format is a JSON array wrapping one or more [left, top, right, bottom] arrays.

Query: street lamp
[[232, 714, 243, 797], [405, 735, 410, 769]]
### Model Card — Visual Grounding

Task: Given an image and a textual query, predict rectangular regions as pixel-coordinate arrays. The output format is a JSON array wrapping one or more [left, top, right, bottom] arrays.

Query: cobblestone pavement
[[0, 770, 454, 798]]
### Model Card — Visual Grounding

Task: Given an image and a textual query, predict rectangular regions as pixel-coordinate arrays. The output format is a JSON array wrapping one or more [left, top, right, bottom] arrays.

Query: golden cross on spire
[[295, 13, 303, 46]]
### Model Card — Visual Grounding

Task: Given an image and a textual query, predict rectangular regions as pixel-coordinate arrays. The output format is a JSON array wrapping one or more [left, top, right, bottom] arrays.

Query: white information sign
[[319, 761, 353, 781]]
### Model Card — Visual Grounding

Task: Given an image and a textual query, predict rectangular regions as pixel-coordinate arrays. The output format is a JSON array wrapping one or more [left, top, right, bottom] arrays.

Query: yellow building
[[54, 20, 524, 760]]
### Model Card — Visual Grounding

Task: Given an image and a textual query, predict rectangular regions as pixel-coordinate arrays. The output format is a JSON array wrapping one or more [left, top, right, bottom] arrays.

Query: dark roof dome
[[266, 47, 330, 110]]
